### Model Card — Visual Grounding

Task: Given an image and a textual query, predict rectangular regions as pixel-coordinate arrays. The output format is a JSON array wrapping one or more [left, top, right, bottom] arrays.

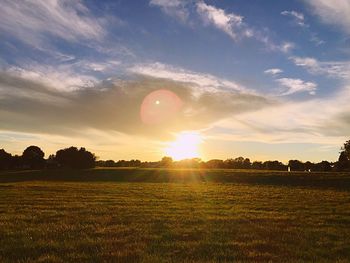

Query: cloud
[[5, 65, 98, 92], [276, 78, 317, 95], [281, 10, 307, 27], [129, 62, 254, 94], [264, 68, 283, 76], [150, 0, 189, 23], [281, 9, 325, 46], [0, 71, 273, 140], [0, 0, 105, 47], [211, 84, 350, 154], [278, 42, 295, 53], [309, 33, 325, 46], [290, 56, 350, 79], [196, 1, 245, 40], [303, 0, 350, 35], [195, 2, 295, 53], [150, 0, 294, 53]]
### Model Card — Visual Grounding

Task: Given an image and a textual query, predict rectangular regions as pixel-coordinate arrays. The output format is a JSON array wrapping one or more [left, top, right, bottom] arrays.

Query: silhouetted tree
[[264, 160, 287, 171], [288, 160, 305, 171], [206, 159, 224, 169], [174, 158, 201, 168], [105, 160, 116, 167], [46, 154, 59, 169], [243, 158, 251, 169], [251, 161, 263, 170], [338, 140, 350, 171], [55, 147, 96, 169], [22, 146, 45, 169], [0, 149, 12, 170], [338, 151, 350, 171], [10, 155, 23, 169], [160, 156, 173, 167], [314, 161, 332, 172]]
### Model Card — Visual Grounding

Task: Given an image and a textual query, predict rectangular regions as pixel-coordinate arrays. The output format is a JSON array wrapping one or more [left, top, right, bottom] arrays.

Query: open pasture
[[0, 168, 350, 262]]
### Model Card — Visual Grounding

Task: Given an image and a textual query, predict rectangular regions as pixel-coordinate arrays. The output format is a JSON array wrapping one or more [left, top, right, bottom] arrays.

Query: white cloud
[[0, 0, 105, 46], [5, 65, 98, 92], [150, 0, 294, 53], [253, 33, 295, 53], [281, 10, 307, 27], [196, 2, 244, 40], [303, 0, 350, 35], [276, 78, 317, 95], [278, 42, 295, 53], [129, 62, 254, 94], [150, 0, 189, 23], [264, 68, 283, 75], [310, 33, 325, 46], [212, 84, 350, 158], [290, 56, 350, 79]]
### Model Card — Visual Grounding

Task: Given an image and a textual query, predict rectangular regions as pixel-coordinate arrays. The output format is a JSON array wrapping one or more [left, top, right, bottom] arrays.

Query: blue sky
[[1, 0, 350, 162]]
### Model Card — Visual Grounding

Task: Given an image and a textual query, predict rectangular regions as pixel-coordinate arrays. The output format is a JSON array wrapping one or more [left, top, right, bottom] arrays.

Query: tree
[[288, 160, 305, 171], [263, 160, 286, 171], [22, 146, 45, 169], [342, 140, 350, 159], [338, 140, 350, 171], [0, 149, 12, 170], [160, 156, 173, 167], [55, 147, 96, 169], [251, 161, 263, 170], [206, 159, 224, 169], [314, 161, 332, 172]]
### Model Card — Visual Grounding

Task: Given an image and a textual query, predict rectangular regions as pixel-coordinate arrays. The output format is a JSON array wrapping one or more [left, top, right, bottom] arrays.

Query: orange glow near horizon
[[164, 132, 202, 161]]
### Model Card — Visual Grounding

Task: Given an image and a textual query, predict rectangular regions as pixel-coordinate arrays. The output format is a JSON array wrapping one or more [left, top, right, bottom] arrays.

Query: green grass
[[0, 168, 350, 262]]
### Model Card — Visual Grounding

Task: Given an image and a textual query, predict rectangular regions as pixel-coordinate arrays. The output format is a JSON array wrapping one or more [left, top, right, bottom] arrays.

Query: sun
[[164, 132, 202, 161]]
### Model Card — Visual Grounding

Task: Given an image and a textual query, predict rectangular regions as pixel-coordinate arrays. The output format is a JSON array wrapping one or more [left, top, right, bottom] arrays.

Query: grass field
[[1, 168, 350, 262]]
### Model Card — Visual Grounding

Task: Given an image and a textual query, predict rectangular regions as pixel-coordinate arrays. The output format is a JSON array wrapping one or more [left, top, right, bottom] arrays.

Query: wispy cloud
[[0, 0, 105, 47], [290, 56, 350, 79], [5, 65, 98, 92], [303, 0, 350, 35], [281, 9, 325, 46], [281, 10, 307, 27], [150, 0, 294, 53], [150, 0, 189, 23], [196, 1, 246, 40], [264, 68, 283, 76], [276, 78, 317, 95], [129, 62, 254, 94]]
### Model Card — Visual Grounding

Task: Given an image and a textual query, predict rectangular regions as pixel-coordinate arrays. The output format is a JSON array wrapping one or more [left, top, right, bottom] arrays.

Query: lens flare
[[140, 89, 183, 125]]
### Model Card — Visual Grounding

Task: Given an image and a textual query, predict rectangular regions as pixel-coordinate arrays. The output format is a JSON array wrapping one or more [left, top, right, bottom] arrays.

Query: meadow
[[0, 168, 350, 262]]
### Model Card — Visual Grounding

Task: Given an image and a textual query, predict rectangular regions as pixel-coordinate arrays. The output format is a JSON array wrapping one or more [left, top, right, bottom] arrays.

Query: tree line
[[1, 140, 350, 171], [98, 140, 350, 172], [0, 146, 96, 170]]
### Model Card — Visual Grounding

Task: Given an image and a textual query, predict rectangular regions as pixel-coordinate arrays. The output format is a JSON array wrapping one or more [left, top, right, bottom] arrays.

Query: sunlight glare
[[164, 132, 202, 160]]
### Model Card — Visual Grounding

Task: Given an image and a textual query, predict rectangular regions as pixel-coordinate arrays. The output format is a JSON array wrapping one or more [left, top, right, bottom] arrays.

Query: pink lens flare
[[140, 89, 183, 125]]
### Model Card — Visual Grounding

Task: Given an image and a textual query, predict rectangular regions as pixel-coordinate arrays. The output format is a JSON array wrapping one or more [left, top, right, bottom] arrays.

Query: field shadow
[[1, 168, 350, 191]]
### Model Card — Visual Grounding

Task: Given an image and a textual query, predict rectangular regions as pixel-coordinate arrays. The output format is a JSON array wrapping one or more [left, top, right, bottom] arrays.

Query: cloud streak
[[0, 71, 273, 140], [303, 0, 350, 35], [276, 78, 317, 96], [281, 10, 307, 27], [150, 0, 189, 23], [196, 1, 245, 40], [290, 56, 350, 79], [264, 68, 283, 76], [0, 0, 105, 47], [150, 0, 294, 53], [129, 62, 254, 94]]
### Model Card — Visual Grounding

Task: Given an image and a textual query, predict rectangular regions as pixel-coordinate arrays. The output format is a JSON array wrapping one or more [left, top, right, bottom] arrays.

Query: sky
[[1, 0, 350, 162]]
